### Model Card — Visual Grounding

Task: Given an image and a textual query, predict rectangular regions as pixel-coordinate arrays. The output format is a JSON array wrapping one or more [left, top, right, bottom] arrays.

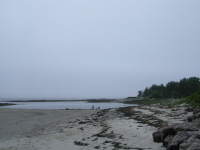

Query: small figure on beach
[[92, 105, 94, 109], [98, 107, 100, 109]]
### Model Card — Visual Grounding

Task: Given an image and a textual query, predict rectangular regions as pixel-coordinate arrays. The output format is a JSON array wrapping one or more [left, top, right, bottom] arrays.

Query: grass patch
[[186, 88, 200, 107], [169, 88, 200, 107], [169, 99, 189, 106], [141, 99, 171, 105]]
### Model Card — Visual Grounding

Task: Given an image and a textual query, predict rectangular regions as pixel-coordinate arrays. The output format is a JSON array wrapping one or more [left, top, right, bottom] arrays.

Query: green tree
[[137, 77, 200, 99], [137, 90, 143, 97], [187, 77, 200, 96], [166, 81, 179, 98], [178, 78, 188, 98], [142, 87, 149, 97]]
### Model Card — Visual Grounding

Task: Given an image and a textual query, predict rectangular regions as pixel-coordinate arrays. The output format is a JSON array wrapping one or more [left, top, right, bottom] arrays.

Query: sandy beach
[[0, 105, 192, 150]]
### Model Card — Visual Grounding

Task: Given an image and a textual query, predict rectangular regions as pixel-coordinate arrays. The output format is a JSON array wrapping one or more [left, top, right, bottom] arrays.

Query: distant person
[[92, 105, 94, 109]]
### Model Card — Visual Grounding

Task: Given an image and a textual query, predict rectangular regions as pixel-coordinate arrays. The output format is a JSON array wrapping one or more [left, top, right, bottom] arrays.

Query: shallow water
[[0, 101, 137, 109]]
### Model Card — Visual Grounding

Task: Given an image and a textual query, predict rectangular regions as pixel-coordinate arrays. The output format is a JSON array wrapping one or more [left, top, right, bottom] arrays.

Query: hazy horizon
[[1, 0, 200, 99]]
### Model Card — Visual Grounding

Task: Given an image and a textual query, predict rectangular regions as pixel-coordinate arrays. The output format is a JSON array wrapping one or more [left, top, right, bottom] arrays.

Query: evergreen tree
[[138, 77, 200, 99]]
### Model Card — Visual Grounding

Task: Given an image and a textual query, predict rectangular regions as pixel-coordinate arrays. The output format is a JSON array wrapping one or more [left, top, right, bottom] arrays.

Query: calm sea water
[[0, 101, 137, 109]]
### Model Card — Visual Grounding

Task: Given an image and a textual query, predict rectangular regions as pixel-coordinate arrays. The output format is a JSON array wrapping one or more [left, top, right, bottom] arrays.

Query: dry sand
[[0, 105, 191, 150]]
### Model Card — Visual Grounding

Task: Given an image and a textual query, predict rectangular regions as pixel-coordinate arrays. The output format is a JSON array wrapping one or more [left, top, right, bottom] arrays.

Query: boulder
[[193, 108, 200, 119], [167, 141, 180, 150], [187, 116, 194, 122], [192, 118, 200, 125], [163, 135, 174, 147], [179, 132, 200, 150], [194, 112, 200, 119], [153, 119, 200, 149], [167, 132, 191, 150], [172, 122, 199, 132], [153, 106, 200, 149], [184, 107, 193, 112], [152, 127, 176, 142]]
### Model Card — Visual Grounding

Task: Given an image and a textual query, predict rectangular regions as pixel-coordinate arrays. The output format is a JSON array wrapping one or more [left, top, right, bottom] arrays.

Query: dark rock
[[94, 145, 100, 149], [79, 121, 87, 124], [173, 122, 199, 132], [187, 116, 194, 122], [153, 106, 200, 149], [171, 109, 177, 111], [179, 132, 200, 150], [167, 131, 191, 149], [163, 135, 174, 147], [74, 141, 89, 146], [193, 108, 200, 119], [92, 138, 98, 141], [193, 108, 200, 114], [193, 118, 200, 128], [194, 112, 200, 119], [152, 127, 176, 142], [167, 141, 180, 150], [185, 107, 193, 112], [104, 140, 112, 143]]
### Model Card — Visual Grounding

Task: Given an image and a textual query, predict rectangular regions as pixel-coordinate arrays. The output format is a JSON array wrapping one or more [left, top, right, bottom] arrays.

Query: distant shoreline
[[7, 100, 86, 102], [0, 103, 16, 106], [6, 99, 117, 103], [1, 98, 155, 106]]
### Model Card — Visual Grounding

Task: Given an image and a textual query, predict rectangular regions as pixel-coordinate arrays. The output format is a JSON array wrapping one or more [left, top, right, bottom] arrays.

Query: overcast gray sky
[[0, 0, 200, 99]]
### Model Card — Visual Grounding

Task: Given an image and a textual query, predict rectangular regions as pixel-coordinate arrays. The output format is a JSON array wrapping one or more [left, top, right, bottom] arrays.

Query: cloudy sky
[[0, 0, 200, 99]]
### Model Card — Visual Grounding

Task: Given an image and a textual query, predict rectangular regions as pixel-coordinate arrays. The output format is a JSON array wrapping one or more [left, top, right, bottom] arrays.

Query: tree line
[[137, 77, 200, 99]]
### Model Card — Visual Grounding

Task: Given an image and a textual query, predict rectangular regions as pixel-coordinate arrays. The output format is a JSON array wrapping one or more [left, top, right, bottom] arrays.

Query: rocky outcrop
[[184, 107, 193, 112], [153, 127, 176, 142], [153, 108, 200, 150], [193, 108, 200, 119], [187, 108, 200, 122]]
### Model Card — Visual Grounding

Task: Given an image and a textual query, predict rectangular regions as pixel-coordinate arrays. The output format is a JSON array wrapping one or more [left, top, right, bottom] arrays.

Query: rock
[[74, 141, 89, 146], [185, 107, 193, 112], [152, 127, 176, 142], [172, 122, 199, 132], [163, 135, 174, 147], [171, 109, 177, 111], [153, 106, 200, 149], [179, 132, 200, 150], [78, 121, 88, 124], [194, 112, 200, 119], [193, 108, 200, 119], [187, 116, 194, 122], [167, 132, 191, 150], [94, 145, 100, 149], [167, 141, 180, 150], [193, 108, 200, 114], [192, 118, 200, 125]]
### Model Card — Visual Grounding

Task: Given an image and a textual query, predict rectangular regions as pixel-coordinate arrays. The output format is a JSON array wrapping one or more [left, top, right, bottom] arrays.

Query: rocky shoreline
[[116, 104, 200, 150], [152, 106, 200, 150]]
